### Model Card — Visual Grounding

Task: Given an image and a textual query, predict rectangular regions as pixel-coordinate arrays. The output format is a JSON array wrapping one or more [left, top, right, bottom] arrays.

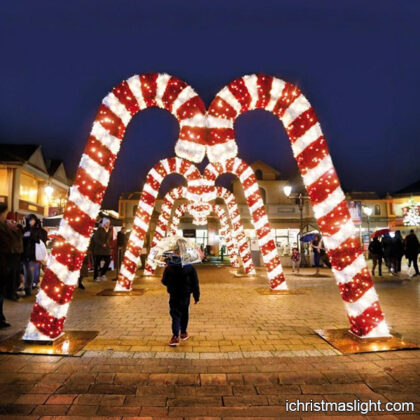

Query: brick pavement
[[0, 265, 419, 418]]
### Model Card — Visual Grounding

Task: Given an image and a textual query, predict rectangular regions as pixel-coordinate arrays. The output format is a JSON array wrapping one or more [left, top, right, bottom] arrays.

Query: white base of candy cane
[[207, 141, 238, 163], [175, 140, 206, 163], [359, 320, 391, 338], [114, 282, 132, 292], [23, 322, 58, 341], [271, 281, 288, 291]]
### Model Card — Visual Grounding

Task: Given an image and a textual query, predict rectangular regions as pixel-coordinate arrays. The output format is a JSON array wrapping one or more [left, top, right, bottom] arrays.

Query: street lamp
[[363, 206, 372, 236], [283, 185, 292, 198]]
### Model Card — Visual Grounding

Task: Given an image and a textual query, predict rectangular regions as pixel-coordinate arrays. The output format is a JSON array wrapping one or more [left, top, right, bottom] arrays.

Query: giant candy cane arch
[[23, 73, 207, 341], [203, 158, 287, 290], [206, 74, 390, 338], [166, 203, 240, 268], [116, 157, 202, 291], [143, 186, 255, 275]]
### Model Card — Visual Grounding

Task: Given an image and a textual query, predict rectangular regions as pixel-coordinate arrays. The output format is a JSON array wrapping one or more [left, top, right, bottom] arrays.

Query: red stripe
[[306, 169, 340, 204], [242, 174, 257, 191], [86, 136, 117, 172], [153, 161, 167, 179], [117, 275, 131, 291], [317, 200, 351, 237], [51, 236, 85, 271], [208, 96, 238, 120], [162, 76, 188, 111], [63, 201, 95, 237], [134, 206, 152, 225], [74, 167, 107, 205], [228, 77, 251, 112], [41, 269, 75, 304], [270, 272, 286, 290], [234, 160, 249, 177], [132, 224, 147, 241], [339, 270, 374, 303], [327, 236, 362, 271], [145, 173, 161, 193], [272, 82, 301, 118], [30, 303, 65, 339], [179, 126, 207, 145], [286, 108, 318, 142], [95, 104, 126, 139], [140, 73, 158, 107], [208, 128, 234, 145], [349, 302, 384, 336], [123, 258, 137, 274], [176, 96, 206, 120], [256, 74, 273, 109], [295, 136, 328, 175], [140, 190, 157, 208], [112, 80, 139, 116], [246, 190, 261, 209]]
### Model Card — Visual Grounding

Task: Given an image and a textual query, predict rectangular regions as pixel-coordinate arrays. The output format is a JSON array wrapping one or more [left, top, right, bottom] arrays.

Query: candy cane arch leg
[[204, 158, 287, 290], [116, 158, 202, 291], [23, 73, 207, 341], [206, 74, 390, 338]]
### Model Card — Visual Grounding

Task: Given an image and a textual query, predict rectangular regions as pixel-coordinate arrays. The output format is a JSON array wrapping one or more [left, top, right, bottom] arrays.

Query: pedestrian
[[382, 234, 393, 273], [290, 247, 300, 273], [391, 231, 404, 273], [22, 214, 47, 296], [311, 234, 322, 275], [6, 213, 23, 300], [220, 244, 225, 262], [92, 218, 112, 282], [0, 203, 12, 328], [368, 237, 383, 276], [116, 226, 127, 270], [161, 245, 200, 347], [404, 229, 419, 276]]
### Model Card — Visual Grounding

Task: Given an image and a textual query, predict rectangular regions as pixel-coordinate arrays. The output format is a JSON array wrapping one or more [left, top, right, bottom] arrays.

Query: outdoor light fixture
[[283, 185, 292, 197], [363, 206, 372, 217], [44, 184, 54, 197]]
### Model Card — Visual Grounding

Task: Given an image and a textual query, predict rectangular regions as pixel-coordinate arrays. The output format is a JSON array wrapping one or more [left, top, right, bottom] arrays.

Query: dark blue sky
[[1, 1, 419, 209]]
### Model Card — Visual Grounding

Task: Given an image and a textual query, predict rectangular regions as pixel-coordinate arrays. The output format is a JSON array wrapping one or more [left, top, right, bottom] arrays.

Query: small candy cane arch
[[116, 157, 202, 291], [206, 74, 390, 338], [203, 157, 287, 291], [167, 203, 240, 268], [143, 186, 255, 275], [23, 73, 207, 341]]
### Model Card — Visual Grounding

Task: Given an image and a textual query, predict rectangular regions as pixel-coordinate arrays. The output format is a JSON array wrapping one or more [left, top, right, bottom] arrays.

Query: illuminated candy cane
[[116, 158, 202, 291], [203, 158, 286, 290], [167, 203, 240, 268], [23, 73, 207, 341], [206, 74, 390, 338], [144, 186, 255, 275]]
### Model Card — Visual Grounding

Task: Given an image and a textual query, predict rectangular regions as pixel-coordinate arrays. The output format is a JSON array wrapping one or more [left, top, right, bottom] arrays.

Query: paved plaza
[[0, 265, 419, 418]]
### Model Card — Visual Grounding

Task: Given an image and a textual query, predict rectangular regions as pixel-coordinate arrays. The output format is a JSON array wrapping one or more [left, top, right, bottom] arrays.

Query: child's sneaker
[[180, 332, 189, 341], [169, 335, 180, 346]]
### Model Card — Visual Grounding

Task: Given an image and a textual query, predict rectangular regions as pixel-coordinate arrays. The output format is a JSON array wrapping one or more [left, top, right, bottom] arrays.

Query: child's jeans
[[291, 260, 300, 272]]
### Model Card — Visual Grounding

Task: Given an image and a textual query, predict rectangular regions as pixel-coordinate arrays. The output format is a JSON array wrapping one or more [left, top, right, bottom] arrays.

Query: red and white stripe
[[206, 74, 389, 337], [115, 157, 202, 291], [203, 158, 287, 290]]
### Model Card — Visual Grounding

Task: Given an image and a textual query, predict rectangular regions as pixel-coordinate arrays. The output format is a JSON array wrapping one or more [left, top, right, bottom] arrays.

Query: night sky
[[1, 1, 419, 209]]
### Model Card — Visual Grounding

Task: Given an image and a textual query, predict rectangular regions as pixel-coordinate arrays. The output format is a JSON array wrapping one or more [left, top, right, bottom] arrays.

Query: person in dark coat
[[391, 230, 404, 273], [92, 218, 112, 282], [368, 237, 383, 276], [161, 251, 200, 347], [405, 229, 419, 276], [116, 226, 127, 270], [381, 234, 393, 273], [5, 213, 23, 300], [0, 203, 12, 328], [22, 214, 47, 296], [311, 234, 322, 275]]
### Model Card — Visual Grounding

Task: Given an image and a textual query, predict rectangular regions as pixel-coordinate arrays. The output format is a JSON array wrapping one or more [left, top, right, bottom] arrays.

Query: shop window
[[19, 172, 38, 203], [0, 169, 8, 196], [374, 204, 381, 215], [255, 169, 263, 180], [259, 187, 267, 204]]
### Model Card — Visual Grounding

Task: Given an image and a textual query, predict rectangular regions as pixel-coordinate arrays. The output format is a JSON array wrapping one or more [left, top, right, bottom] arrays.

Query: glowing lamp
[[283, 185, 292, 197]]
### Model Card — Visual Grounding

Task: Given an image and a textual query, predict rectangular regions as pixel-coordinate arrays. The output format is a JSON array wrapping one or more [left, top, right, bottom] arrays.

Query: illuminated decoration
[[166, 203, 240, 268], [23, 72, 207, 341], [404, 198, 420, 226], [203, 158, 287, 290], [143, 186, 255, 276], [206, 74, 390, 338]]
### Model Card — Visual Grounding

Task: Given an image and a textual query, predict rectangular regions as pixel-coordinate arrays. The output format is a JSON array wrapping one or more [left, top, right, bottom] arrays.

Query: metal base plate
[[0, 330, 99, 356], [315, 328, 419, 354], [96, 288, 146, 296], [256, 288, 307, 295]]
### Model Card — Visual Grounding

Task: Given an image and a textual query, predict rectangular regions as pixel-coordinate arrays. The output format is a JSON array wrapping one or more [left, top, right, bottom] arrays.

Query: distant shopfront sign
[[348, 200, 362, 225]]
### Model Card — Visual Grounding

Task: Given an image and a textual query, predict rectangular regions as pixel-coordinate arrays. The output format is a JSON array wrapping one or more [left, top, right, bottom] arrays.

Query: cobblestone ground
[[0, 265, 419, 418]]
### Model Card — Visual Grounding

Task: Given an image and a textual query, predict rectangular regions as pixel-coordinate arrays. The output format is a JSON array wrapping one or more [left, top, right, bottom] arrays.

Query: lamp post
[[283, 185, 304, 251]]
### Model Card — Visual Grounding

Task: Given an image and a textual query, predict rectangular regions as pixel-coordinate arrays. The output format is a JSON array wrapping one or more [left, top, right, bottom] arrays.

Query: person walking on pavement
[[311, 234, 322, 275], [92, 218, 112, 282], [6, 213, 23, 300], [116, 226, 128, 270], [0, 203, 12, 328], [405, 229, 420, 277], [391, 230, 404, 273], [382, 234, 393, 273], [161, 247, 200, 347], [369, 237, 383, 276]]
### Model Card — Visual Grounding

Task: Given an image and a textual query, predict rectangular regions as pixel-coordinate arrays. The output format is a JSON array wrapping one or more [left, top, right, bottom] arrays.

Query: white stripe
[[363, 320, 391, 338], [181, 113, 206, 128], [254, 214, 269, 231], [102, 92, 131, 126], [129, 233, 143, 248], [205, 163, 221, 179], [244, 181, 259, 197], [68, 186, 100, 220], [36, 290, 70, 319], [126, 75, 147, 110], [232, 158, 242, 175], [143, 182, 159, 198], [257, 232, 272, 248], [344, 287, 378, 318], [312, 187, 346, 219], [218, 87, 242, 114], [249, 199, 264, 215], [323, 220, 356, 251], [133, 215, 150, 232], [183, 164, 196, 179], [242, 74, 259, 109], [23, 322, 52, 341], [206, 115, 232, 129], [155, 73, 171, 108], [114, 281, 131, 292], [149, 167, 164, 184], [267, 264, 284, 279], [79, 154, 110, 186], [188, 179, 202, 188], [48, 256, 79, 286], [291, 123, 324, 157], [154, 226, 165, 238], [231, 215, 241, 225], [281, 93, 312, 127], [266, 78, 286, 112], [90, 122, 121, 155], [207, 140, 238, 163], [172, 86, 197, 114], [119, 266, 135, 281], [59, 219, 90, 252], [301, 155, 334, 187], [160, 158, 170, 174], [239, 167, 255, 183], [264, 248, 279, 262], [332, 254, 366, 284], [243, 258, 253, 268], [125, 250, 138, 264]]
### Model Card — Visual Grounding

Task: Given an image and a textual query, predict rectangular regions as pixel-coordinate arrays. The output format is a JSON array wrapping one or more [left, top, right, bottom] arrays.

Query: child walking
[[291, 247, 301, 273]]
